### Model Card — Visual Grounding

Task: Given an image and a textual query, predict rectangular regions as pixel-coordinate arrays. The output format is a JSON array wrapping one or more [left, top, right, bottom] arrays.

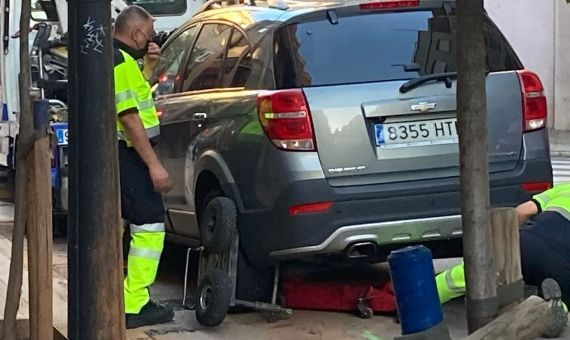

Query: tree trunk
[[456, 0, 498, 333], [2, 0, 34, 338]]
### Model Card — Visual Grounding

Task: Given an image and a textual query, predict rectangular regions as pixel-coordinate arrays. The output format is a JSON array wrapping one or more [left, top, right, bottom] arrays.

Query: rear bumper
[[269, 214, 462, 258], [238, 157, 552, 265]]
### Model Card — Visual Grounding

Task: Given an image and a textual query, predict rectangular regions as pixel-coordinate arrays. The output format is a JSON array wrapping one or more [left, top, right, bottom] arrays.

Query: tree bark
[[456, 0, 498, 333], [2, 0, 34, 338]]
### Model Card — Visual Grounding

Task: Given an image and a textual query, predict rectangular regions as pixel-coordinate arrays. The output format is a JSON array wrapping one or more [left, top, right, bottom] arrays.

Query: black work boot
[[541, 278, 568, 338], [126, 301, 174, 329]]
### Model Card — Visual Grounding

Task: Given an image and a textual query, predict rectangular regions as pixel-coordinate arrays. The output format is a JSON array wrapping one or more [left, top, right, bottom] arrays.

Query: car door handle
[[192, 113, 208, 121]]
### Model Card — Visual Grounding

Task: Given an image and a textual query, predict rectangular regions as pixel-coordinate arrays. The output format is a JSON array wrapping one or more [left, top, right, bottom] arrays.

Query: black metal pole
[[67, 0, 125, 338]]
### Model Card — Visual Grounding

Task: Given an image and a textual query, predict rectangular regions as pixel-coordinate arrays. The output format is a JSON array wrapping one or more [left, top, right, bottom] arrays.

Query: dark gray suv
[[152, 0, 552, 302]]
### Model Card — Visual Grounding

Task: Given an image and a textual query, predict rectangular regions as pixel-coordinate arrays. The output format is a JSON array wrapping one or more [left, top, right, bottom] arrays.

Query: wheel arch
[[193, 150, 244, 219]]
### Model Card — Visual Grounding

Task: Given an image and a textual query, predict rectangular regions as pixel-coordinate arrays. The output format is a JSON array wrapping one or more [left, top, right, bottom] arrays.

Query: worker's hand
[[149, 163, 172, 193], [143, 42, 161, 81], [147, 42, 161, 62], [515, 200, 539, 225]]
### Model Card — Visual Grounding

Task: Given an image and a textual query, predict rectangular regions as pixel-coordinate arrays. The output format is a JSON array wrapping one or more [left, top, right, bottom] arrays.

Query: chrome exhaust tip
[[346, 242, 378, 259]]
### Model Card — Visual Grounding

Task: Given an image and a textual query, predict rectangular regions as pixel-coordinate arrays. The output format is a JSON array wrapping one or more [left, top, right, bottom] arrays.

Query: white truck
[[1, 0, 203, 133], [0, 0, 204, 229]]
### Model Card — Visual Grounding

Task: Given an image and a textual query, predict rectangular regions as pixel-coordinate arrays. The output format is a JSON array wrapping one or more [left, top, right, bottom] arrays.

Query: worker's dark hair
[[114, 5, 153, 34]]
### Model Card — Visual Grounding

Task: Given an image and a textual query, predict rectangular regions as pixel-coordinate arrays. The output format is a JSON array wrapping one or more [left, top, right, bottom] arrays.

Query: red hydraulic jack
[[281, 274, 397, 318]]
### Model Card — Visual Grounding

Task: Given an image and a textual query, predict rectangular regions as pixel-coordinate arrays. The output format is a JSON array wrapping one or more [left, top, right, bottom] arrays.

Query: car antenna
[[327, 9, 338, 25]]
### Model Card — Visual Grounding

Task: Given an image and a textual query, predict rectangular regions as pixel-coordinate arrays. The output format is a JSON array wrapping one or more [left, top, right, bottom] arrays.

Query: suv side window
[[221, 29, 252, 88], [182, 24, 232, 92], [153, 26, 198, 95], [484, 21, 520, 72]]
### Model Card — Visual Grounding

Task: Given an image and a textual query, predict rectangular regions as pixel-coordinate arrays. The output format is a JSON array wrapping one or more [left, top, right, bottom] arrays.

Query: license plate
[[375, 118, 458, 147], [56, 128, 68, 146]]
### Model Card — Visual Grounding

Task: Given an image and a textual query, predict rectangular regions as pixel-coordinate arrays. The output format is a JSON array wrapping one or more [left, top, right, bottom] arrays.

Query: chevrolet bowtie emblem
[[411, 102, 437, 112]]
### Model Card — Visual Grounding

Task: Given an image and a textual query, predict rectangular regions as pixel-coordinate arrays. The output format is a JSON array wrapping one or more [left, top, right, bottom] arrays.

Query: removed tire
[[200, 196, 237, 254], [195, 269, 232, 327]]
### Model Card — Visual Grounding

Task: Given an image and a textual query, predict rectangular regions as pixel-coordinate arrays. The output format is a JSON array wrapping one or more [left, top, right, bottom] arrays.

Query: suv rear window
[[274, 9, 522, 88]]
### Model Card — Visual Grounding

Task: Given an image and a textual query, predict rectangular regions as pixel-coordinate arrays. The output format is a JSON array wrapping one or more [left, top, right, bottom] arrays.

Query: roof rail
[[266, 0, 288, 10], [197, 0, 257, 14]]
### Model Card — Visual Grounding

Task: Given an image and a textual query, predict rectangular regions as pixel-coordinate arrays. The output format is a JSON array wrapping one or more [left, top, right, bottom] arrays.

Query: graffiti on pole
[[81, 17, 106, 55]]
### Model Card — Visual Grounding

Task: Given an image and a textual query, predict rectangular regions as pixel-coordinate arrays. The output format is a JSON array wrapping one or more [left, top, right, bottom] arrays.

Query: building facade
[[486, 0, 569, 131]]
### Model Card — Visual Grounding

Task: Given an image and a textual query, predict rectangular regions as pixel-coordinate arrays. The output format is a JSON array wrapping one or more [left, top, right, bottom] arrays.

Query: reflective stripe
[[116, 89, 137, 104], [117, 124, 160, 141], [145, 124, 160, 138], [116, 91, 154, 111], [131, 223, 165, 233], [138, 98, 155, 111], [560, 192, 570, 200], [445, 267, 464, 293], [128, 247, 162, 261]]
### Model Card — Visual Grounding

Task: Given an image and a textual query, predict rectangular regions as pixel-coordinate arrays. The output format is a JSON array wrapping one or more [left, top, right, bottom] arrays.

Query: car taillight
[[289, 201, 333, 216], [359, 0, 419, 10], [517, 70, 547, 132], [521, 181, 552, 193], [257, 89, 316, 151]]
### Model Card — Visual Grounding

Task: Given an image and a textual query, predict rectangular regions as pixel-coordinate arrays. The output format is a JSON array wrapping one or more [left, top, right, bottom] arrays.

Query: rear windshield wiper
[[399, 72, 457, 94], [399, 70, 491, 94]]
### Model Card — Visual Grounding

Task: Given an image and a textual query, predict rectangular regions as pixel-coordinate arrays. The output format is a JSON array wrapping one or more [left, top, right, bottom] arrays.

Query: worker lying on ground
[[436, 183, 570, 336]]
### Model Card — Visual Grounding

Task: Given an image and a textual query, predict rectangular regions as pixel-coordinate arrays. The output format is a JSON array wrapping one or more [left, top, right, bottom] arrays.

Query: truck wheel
[[52, 214, 67, 236], [195, 269, 232, 327], [200, 196, 237, 254]]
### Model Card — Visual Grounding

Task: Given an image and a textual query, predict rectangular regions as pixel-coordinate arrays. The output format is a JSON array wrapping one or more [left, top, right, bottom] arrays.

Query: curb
[[551, 151, 570, 158]]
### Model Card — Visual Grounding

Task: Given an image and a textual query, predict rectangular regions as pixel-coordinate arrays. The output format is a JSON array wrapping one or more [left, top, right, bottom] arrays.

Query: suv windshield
[[125, 0, 186, 16], [274, 9, 521, 88]]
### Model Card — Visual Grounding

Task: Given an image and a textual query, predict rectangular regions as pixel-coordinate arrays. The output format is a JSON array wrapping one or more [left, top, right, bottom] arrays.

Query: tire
[[200, 196, 237, 254], [195, 269, 232, 327], [52, 213, 67, 237]]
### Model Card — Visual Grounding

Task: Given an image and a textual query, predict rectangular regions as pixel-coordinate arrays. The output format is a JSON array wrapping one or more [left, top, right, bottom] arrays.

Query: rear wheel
[[199, 190, 274, 305], [235, 248, 274, 304]]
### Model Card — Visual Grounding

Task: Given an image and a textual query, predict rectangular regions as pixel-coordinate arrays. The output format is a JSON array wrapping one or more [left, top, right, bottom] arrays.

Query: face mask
[[131, 40, 150, 60], [131, 30, 151, 60]]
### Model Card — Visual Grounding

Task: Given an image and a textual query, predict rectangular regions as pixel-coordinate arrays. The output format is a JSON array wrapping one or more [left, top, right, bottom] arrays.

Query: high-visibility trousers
[[119, 144, 167, 314], [435, 262, 466, 304], [435, 261, 569, 313], [124, 223, 165, 314]]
